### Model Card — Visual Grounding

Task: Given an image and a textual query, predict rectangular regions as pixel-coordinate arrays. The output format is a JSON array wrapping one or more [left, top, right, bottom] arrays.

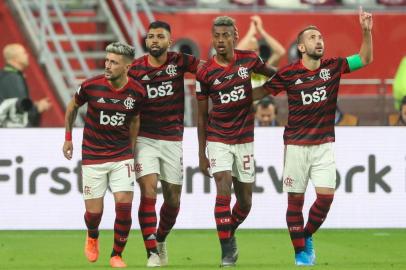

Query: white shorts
[[282, 142, 336, 193], [134, 136, 183, 185], [81, 159, 135, 200], [207, 141, 255, 183]]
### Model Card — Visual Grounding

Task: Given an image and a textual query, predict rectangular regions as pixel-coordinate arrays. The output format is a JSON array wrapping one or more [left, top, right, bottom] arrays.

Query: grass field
[[0, 229, 405, 270]]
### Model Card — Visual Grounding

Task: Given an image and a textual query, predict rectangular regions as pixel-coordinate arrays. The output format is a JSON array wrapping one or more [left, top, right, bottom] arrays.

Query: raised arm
[[359, 7, 373, 66], [252, 16, 286, 67], [197, 98, 210, 177], [62, 98, 80, 160], [129, 114, 140, 152], [236, 18, 257, 50]]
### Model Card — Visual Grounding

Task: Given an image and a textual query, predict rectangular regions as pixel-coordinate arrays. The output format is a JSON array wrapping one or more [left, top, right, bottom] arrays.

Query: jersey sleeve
[[340, 57, 351, 74], [195, 70, 209, 100], [74, 84, 87, 106], [252, 54, 267, 74], [182, 53, 199, 74], [262, 72, 286, 96]]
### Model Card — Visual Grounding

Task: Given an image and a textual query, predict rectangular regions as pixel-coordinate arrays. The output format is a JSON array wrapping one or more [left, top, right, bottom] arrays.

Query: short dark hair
[[148, 21, 171, 33], [212, 16, 237, 35], [256, 96, 277, 113], [296, 25, 320, 59]]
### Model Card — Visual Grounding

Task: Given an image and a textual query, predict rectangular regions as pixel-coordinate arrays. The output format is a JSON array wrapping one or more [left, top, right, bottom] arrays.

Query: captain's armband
[[346, 54, 364, 72]]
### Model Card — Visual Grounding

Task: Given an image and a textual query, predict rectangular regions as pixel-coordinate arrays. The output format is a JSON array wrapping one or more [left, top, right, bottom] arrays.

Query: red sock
[[286, 195, 305, 253], [112, 203, 132, 257], [215, 195, 232, 244], [230, 202, 251, 236], [138, 197, 158, 256], [304, 193, 334, 237], [156, 202, 180, 242], [84, 211, 102, 239]]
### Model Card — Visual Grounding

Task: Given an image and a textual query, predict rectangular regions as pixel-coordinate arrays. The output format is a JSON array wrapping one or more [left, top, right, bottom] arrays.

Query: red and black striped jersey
[[196, 50, 268, 144], [264, 57, 350, 145], [75, 75, 146, 165], [129, 52, 199, 141]]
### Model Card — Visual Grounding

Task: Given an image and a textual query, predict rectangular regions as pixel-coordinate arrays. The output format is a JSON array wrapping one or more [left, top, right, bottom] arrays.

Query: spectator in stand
[[236, 15, 286, 87], [388, 96, 406, 126], [254, 96, 280, 127], [0, 43, 51, 126], [393, 56, 406, 110], [237, 15, 286, 67]]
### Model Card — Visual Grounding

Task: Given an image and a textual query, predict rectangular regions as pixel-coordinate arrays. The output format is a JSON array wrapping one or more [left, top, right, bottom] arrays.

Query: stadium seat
[[154, 0, 197, 6], [377, 0, 406, 6], [230, 0, 266, 5], [342, 0, 377, 6], [301, 0, 341, 5], [265, 0, 308, 9]]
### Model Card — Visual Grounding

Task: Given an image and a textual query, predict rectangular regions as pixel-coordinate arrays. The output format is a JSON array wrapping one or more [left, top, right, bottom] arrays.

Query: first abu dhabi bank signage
[[0, 127, 405, 229]]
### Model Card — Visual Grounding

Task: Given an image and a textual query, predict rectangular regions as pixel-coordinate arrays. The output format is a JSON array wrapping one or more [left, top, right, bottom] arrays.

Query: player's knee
[[239, 199, 252, 212], [165, 195, 180, 208]]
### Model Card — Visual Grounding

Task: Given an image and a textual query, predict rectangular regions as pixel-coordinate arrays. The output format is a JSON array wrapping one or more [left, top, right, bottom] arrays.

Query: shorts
[[81, 159, 135, 200], [282, 142, 336, 193], [207, 141, 255, 183], [134, 136, 183, 185]]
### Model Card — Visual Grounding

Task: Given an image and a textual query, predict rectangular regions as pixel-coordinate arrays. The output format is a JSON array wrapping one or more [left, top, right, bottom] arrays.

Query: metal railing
[[111, 0, 155, 57]]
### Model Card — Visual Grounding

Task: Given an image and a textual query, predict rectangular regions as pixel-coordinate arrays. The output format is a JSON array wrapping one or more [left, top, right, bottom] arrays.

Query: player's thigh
[[159, 140, 183, 185], [135, 136, 160, 179], [108, 159, 136, 194], [207, 141, 233, 175], [282, 145, 310, 193], [310, 142, 336, 189], [82, 163, 109, 200], [231, 142, 255, 183]]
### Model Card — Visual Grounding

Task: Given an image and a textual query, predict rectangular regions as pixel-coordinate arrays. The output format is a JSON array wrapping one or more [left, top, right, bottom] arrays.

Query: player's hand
[[251, 15, 263, 31], [247, 20, 257, 36], [63, 141, 73, 160], [359, 6, 373, 31], [199, 155, 211, 178]]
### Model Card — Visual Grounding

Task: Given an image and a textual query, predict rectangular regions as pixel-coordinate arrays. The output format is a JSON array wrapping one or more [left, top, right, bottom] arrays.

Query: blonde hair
[[105, 42, 135, 61]]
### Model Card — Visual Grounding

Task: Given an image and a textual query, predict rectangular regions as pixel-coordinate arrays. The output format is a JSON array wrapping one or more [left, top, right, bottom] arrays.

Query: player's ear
[[297, 43, 305, 55]]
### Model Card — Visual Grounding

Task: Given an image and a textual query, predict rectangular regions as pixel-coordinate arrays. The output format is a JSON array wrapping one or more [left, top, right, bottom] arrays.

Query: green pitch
[[0, 229, 404, 269]]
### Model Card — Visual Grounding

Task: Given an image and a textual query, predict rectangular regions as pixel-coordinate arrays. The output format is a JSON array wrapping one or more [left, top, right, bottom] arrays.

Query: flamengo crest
[[319, 68, 331, 81], [166, 64, 177, 77], [238, 66, 249, 79], [124, 96, 135, 109]]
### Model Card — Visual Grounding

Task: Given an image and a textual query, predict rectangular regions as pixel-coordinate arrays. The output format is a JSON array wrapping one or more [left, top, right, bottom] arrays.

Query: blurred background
[[0, 0, 405, 128]]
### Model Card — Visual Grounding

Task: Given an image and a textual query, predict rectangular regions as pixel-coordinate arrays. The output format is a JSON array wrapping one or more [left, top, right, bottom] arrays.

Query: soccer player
[[128, 21, 199, 267], [196, 16, 276, 267], [62, 42, 146, 268], [253, 8, 373, 266]]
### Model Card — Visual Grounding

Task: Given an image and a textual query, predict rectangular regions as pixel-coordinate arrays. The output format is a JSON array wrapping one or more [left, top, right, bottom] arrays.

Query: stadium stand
[[2, 0, 405, 126]]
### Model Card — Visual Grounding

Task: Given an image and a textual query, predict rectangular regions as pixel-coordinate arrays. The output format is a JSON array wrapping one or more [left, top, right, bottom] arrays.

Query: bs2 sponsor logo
[[219, 85, 246, 104], [301, 86, 327, 105], [99, 111, 126, 126], [147, 81, 174, 99]]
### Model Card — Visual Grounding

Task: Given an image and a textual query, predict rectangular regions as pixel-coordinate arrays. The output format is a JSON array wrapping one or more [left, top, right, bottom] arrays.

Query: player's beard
[[105, 71, 118, 82], [148, 47, 166, 57], [307, 48, 324, 60]]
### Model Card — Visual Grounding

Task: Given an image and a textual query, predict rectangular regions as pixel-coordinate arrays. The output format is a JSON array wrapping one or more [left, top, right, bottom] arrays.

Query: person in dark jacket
[[0, 43, 51, 126]]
